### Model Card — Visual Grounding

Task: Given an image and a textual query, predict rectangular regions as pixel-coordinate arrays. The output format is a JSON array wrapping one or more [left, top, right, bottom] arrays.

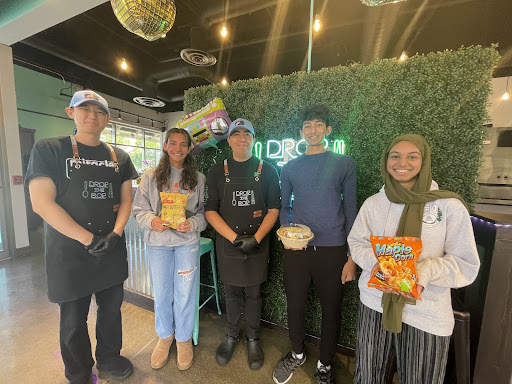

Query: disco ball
[[111, 0, 176, 41], [361, 0, 407, 6]]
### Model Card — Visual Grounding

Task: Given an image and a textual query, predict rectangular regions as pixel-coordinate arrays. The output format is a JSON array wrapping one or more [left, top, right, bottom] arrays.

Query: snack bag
[[368, 236, 422, 300], [160, 192, 188, 229]]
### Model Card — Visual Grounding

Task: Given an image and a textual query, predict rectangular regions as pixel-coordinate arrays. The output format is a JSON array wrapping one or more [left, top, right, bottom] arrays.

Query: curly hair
[[154, 128, 198, 192]]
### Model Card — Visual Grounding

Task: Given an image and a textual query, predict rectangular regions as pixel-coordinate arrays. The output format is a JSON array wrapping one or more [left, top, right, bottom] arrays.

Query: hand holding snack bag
[[160, 192, 189, 229], [368, 236, 422, 300]]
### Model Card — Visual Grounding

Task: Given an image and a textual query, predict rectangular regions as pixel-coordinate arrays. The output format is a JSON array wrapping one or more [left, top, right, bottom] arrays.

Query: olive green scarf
[[380, 134, 467, 333]]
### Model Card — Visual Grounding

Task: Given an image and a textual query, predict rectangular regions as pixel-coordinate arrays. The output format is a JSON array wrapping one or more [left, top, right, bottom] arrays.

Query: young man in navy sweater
[[273, 105, 357, 384]]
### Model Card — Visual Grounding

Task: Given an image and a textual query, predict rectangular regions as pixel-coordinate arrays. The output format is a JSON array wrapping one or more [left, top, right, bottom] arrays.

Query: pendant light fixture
[[110, 0, 177, 41]]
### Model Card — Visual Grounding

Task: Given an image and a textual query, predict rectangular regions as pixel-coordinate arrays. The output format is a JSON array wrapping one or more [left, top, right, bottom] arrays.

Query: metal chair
[[193, 237, 222, 345]]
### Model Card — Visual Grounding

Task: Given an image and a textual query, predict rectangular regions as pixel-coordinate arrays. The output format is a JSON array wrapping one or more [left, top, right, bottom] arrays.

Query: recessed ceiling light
[[220, 25, 228, 38], [121, 58, 128, 70]]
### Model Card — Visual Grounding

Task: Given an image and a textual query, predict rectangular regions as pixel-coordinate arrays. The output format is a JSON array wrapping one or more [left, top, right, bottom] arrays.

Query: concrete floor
[[0, 228, 355, 384]]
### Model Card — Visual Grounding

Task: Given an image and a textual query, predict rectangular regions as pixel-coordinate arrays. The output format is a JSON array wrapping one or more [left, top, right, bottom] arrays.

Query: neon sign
[[254, 138, 345, 166]]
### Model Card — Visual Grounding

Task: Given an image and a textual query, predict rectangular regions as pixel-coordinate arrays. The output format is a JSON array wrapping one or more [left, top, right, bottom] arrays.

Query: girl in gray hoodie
[[132, 128, 206, 371]]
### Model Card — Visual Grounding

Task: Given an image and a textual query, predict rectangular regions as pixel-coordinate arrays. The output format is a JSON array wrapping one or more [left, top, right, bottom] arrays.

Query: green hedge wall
[[187, 46, 499, 349]]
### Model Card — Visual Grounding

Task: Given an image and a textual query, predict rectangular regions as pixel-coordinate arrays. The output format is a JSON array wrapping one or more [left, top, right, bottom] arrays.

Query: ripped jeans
[[147, 242, 199, 342]]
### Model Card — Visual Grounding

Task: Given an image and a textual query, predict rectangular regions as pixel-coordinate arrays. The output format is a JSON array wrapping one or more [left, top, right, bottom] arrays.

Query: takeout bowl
[[277, 224, 315, 249]]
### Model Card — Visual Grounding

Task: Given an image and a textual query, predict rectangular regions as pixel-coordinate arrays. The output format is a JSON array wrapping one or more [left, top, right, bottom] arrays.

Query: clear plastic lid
[[277, 224, 312, 240]]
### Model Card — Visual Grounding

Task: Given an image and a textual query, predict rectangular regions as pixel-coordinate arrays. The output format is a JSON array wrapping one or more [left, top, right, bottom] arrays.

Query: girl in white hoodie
[[348, 134, 480, 384]]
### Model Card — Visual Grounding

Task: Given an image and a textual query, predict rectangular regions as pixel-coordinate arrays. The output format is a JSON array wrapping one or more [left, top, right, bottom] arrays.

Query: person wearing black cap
[[25, 90, 138, 384], [205, 118, 281, 370]]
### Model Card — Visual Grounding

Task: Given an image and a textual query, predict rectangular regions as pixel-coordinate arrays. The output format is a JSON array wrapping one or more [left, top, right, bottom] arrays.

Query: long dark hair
[[154, 128, 198, 192]]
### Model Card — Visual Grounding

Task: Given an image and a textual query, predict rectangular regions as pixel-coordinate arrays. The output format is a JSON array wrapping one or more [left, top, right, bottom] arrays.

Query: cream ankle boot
[[151, 334, 174, 369], [176, 338, 194, 370]]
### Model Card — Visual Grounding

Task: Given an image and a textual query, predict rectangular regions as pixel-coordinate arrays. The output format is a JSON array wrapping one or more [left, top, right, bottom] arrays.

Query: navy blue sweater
[[279, 151, 357, 247]]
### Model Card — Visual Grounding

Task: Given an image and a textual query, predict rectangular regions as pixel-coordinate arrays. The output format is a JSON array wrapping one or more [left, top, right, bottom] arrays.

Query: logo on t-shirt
[[423, 205, 443, 227], [65, 157, 117, 179]]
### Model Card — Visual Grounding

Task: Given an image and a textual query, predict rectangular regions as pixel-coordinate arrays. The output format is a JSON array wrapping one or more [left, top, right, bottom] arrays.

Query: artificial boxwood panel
[[189, 46, 499, 349]]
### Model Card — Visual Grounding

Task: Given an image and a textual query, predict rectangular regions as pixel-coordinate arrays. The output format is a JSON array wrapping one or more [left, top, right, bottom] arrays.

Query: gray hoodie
[[132, 167, 207, 246], [348, 182, 480, 336]]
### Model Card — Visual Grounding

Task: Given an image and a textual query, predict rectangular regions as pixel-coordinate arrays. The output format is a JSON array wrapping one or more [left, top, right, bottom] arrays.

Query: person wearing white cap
[[25, 90, 138, 384], [205, 118, 281, 370]]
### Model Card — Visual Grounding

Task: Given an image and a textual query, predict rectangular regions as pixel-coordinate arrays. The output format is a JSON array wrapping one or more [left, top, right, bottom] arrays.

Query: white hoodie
[[348, 182, 480, 336]]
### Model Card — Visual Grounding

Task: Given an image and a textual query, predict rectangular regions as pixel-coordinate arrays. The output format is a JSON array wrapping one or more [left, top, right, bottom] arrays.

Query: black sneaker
[[273, 351, 307, 384], [216, 335, 240, 365], [97, 355, 133, 381], [314, 365, 334, 384]]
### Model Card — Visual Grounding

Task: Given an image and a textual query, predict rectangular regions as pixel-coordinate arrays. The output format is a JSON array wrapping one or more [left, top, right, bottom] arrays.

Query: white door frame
[[0, 124, 12, 260]]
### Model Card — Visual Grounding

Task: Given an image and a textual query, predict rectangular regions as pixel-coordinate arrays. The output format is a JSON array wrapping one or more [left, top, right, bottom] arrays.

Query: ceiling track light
[[220, 25, 228, 38], [313, 16, 321, 32], [502, 77, 510, 101]]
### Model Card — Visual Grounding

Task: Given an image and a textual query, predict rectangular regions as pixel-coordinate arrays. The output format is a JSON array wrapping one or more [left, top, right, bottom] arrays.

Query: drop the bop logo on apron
[[81, 180, 114, 199], [232, 189, 256, 206]]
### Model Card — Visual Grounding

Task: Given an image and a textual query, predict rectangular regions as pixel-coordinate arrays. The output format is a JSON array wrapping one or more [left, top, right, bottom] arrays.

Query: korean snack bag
[[160, 192, 188, 229], [368, 236, 422, 300]]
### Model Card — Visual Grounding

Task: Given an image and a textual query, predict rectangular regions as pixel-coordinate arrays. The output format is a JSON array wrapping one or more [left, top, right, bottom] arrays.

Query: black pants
[[223, 282, 262, 340], [59, 283, 124, 384], [283, 244, 348, 366]]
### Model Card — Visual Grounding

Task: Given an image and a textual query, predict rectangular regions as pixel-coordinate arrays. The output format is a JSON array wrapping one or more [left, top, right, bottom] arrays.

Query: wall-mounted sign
[[254, 138, 345, 166]]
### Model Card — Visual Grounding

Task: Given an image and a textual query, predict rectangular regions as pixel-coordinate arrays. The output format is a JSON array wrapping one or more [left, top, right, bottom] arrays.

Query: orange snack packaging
[[368, 236, 422, 300]]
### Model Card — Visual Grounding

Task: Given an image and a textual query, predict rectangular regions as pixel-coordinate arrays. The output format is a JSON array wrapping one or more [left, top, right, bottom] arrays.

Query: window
[[101, 122, 162, 174]]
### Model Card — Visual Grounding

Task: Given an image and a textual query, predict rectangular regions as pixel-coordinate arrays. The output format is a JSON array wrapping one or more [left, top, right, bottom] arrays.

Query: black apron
[[216, 158, 270, 286], [45, 136, 128, 303]]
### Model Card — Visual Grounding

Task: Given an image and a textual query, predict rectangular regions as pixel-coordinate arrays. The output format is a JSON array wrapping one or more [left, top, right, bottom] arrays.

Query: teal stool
[[193, 237, 222, 345]]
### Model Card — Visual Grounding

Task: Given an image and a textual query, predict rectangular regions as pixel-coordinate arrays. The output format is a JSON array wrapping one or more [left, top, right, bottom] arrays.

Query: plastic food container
[[277, 224, 314, 249]]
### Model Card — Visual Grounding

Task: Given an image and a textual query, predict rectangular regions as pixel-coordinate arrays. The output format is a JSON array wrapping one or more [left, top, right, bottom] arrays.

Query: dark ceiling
[[11, 0, 512, 112]]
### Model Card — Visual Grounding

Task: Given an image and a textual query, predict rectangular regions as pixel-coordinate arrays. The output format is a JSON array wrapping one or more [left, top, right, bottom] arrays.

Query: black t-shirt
[[25, 136, 138, 194], [205, 156, 281, 213], [25, 136, 138, 302]]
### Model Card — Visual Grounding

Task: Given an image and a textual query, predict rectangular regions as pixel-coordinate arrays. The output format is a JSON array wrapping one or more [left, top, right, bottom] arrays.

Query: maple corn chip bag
[[368, 236, 422, 300], [160, 192, 188, 229]]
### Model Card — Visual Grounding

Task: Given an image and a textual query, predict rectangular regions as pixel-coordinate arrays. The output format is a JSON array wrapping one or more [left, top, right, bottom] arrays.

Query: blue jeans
[[147, 242, 199, 342]]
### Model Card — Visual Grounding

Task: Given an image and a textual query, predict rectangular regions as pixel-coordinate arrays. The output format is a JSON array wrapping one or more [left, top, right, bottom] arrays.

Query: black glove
[[233, 235, 259, 255], [85, 231, 120, 256]]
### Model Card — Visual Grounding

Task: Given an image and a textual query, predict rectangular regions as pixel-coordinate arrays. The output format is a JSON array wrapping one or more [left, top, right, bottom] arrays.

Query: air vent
[[133, 97, 165, 108], [180, 49, 217, 66]]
